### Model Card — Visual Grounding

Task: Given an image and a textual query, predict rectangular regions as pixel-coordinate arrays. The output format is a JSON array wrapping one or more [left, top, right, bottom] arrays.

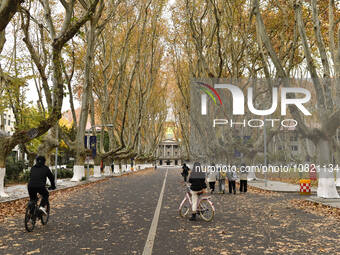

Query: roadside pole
[[86, 156, 90, 180]]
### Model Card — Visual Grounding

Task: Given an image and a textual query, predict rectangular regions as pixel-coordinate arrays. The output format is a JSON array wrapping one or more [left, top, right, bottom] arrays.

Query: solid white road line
[[142, 168, 168, 255]]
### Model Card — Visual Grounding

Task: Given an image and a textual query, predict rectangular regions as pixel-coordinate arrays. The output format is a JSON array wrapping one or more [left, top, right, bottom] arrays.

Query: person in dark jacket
[[239, 163, 248, 193], [226, 168, 237, 194], [27, 156, 56, 215], [188, 162, 207, 221], [181, 163, 190, 182]]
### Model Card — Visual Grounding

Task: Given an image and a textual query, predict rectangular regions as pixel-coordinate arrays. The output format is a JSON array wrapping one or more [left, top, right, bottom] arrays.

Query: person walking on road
[[207, 164, 218, 194], [181, 163, 190, 182], [239, 163, 248, 193], [218, 170, 226, 194], [188, 162, 207, 221], [27, 156, 56, 215], [227, 168, 237, 194]]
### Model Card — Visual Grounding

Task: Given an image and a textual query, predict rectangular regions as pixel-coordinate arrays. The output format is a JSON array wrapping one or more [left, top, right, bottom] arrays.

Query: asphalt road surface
[[0, 167, 340, 254]]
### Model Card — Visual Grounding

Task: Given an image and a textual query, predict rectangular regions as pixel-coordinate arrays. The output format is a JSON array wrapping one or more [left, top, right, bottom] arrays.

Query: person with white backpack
[[206, 164, 218, 194], [218, 170, 226, 194]]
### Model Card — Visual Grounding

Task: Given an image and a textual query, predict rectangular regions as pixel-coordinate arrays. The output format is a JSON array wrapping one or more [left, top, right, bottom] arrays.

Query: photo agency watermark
[[194, 81, 312, 128], [194, 164, 340, 174], [189, 79, 315, 165]]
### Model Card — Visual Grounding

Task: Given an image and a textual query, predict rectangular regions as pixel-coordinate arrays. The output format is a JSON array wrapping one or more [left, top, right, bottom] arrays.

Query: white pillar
[[0, 168, 9, 197], [122, 164, 127, 172], [336, 174, 340, 187], [104, 165, 112, 176], [114, 165, 120, 174], [317, 171, 340, 198], [127, 164, 131, 172], [71, 165, 84, 182], [93, 165, 101, 177], [316, 139, 339, 198], [336, 163, 340, 186]]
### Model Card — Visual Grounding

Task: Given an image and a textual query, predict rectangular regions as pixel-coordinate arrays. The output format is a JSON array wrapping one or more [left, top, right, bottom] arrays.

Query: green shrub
[[18, 170, 30, 182], [5, 159, 26, 182], [57, 168, 73, 179], [66, 162, 74, 168], [16, 168, 73, 183], [5, 160, 74, 183]]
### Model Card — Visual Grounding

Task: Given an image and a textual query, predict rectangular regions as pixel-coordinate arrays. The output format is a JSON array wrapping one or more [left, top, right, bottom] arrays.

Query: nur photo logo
[[193, 80, 312, 129], [195, 82, 223, 115]]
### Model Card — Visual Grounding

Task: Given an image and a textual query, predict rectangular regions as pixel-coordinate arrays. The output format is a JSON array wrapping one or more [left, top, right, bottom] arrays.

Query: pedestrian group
[[181, 162, 249, 221]]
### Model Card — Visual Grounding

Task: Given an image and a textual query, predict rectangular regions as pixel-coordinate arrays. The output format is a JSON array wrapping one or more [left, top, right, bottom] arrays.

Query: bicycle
[[178, 184, 215, 221], [24, 193, 50, 232]]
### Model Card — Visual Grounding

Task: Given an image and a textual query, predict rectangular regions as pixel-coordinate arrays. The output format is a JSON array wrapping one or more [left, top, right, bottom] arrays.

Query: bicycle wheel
[[25, 205, 36, 232], [198, 199, 214, 222], [179, 198, 190, 218], [40, 202, 50, 225]]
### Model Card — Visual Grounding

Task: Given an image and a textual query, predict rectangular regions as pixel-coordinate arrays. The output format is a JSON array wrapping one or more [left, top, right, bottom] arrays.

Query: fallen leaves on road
[[290, 199, 340, 220], [0, 169, 155, 223], [120, 168, 155, 177], [26, 248, 40, 254], [246, 184, 281, 196], [0, 178, 109, 223]]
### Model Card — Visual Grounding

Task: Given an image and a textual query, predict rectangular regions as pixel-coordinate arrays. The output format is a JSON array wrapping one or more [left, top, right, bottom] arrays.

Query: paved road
[[0, 167, 340, 254]]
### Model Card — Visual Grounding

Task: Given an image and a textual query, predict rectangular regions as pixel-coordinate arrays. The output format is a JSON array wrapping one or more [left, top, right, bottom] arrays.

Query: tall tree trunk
[[71, 0, 104, 181], [93, 155, 101, 177], [71, 17, 97, 181], [103, 157, 112, 176]]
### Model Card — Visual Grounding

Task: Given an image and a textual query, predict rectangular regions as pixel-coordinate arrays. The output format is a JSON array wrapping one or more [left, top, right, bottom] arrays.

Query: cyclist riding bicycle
[[27, 156, 56, 215], [188, 162, 207, 221]]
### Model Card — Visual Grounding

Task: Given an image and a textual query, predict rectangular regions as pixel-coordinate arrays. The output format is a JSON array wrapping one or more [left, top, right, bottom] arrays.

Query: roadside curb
[[305, 197, 340, 209], [0, 177, 110, 204], [0, 167, 154, 204], [249, 186, 317, 194], [247, 181, 340, 209], [246, 180, 317, 194]]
